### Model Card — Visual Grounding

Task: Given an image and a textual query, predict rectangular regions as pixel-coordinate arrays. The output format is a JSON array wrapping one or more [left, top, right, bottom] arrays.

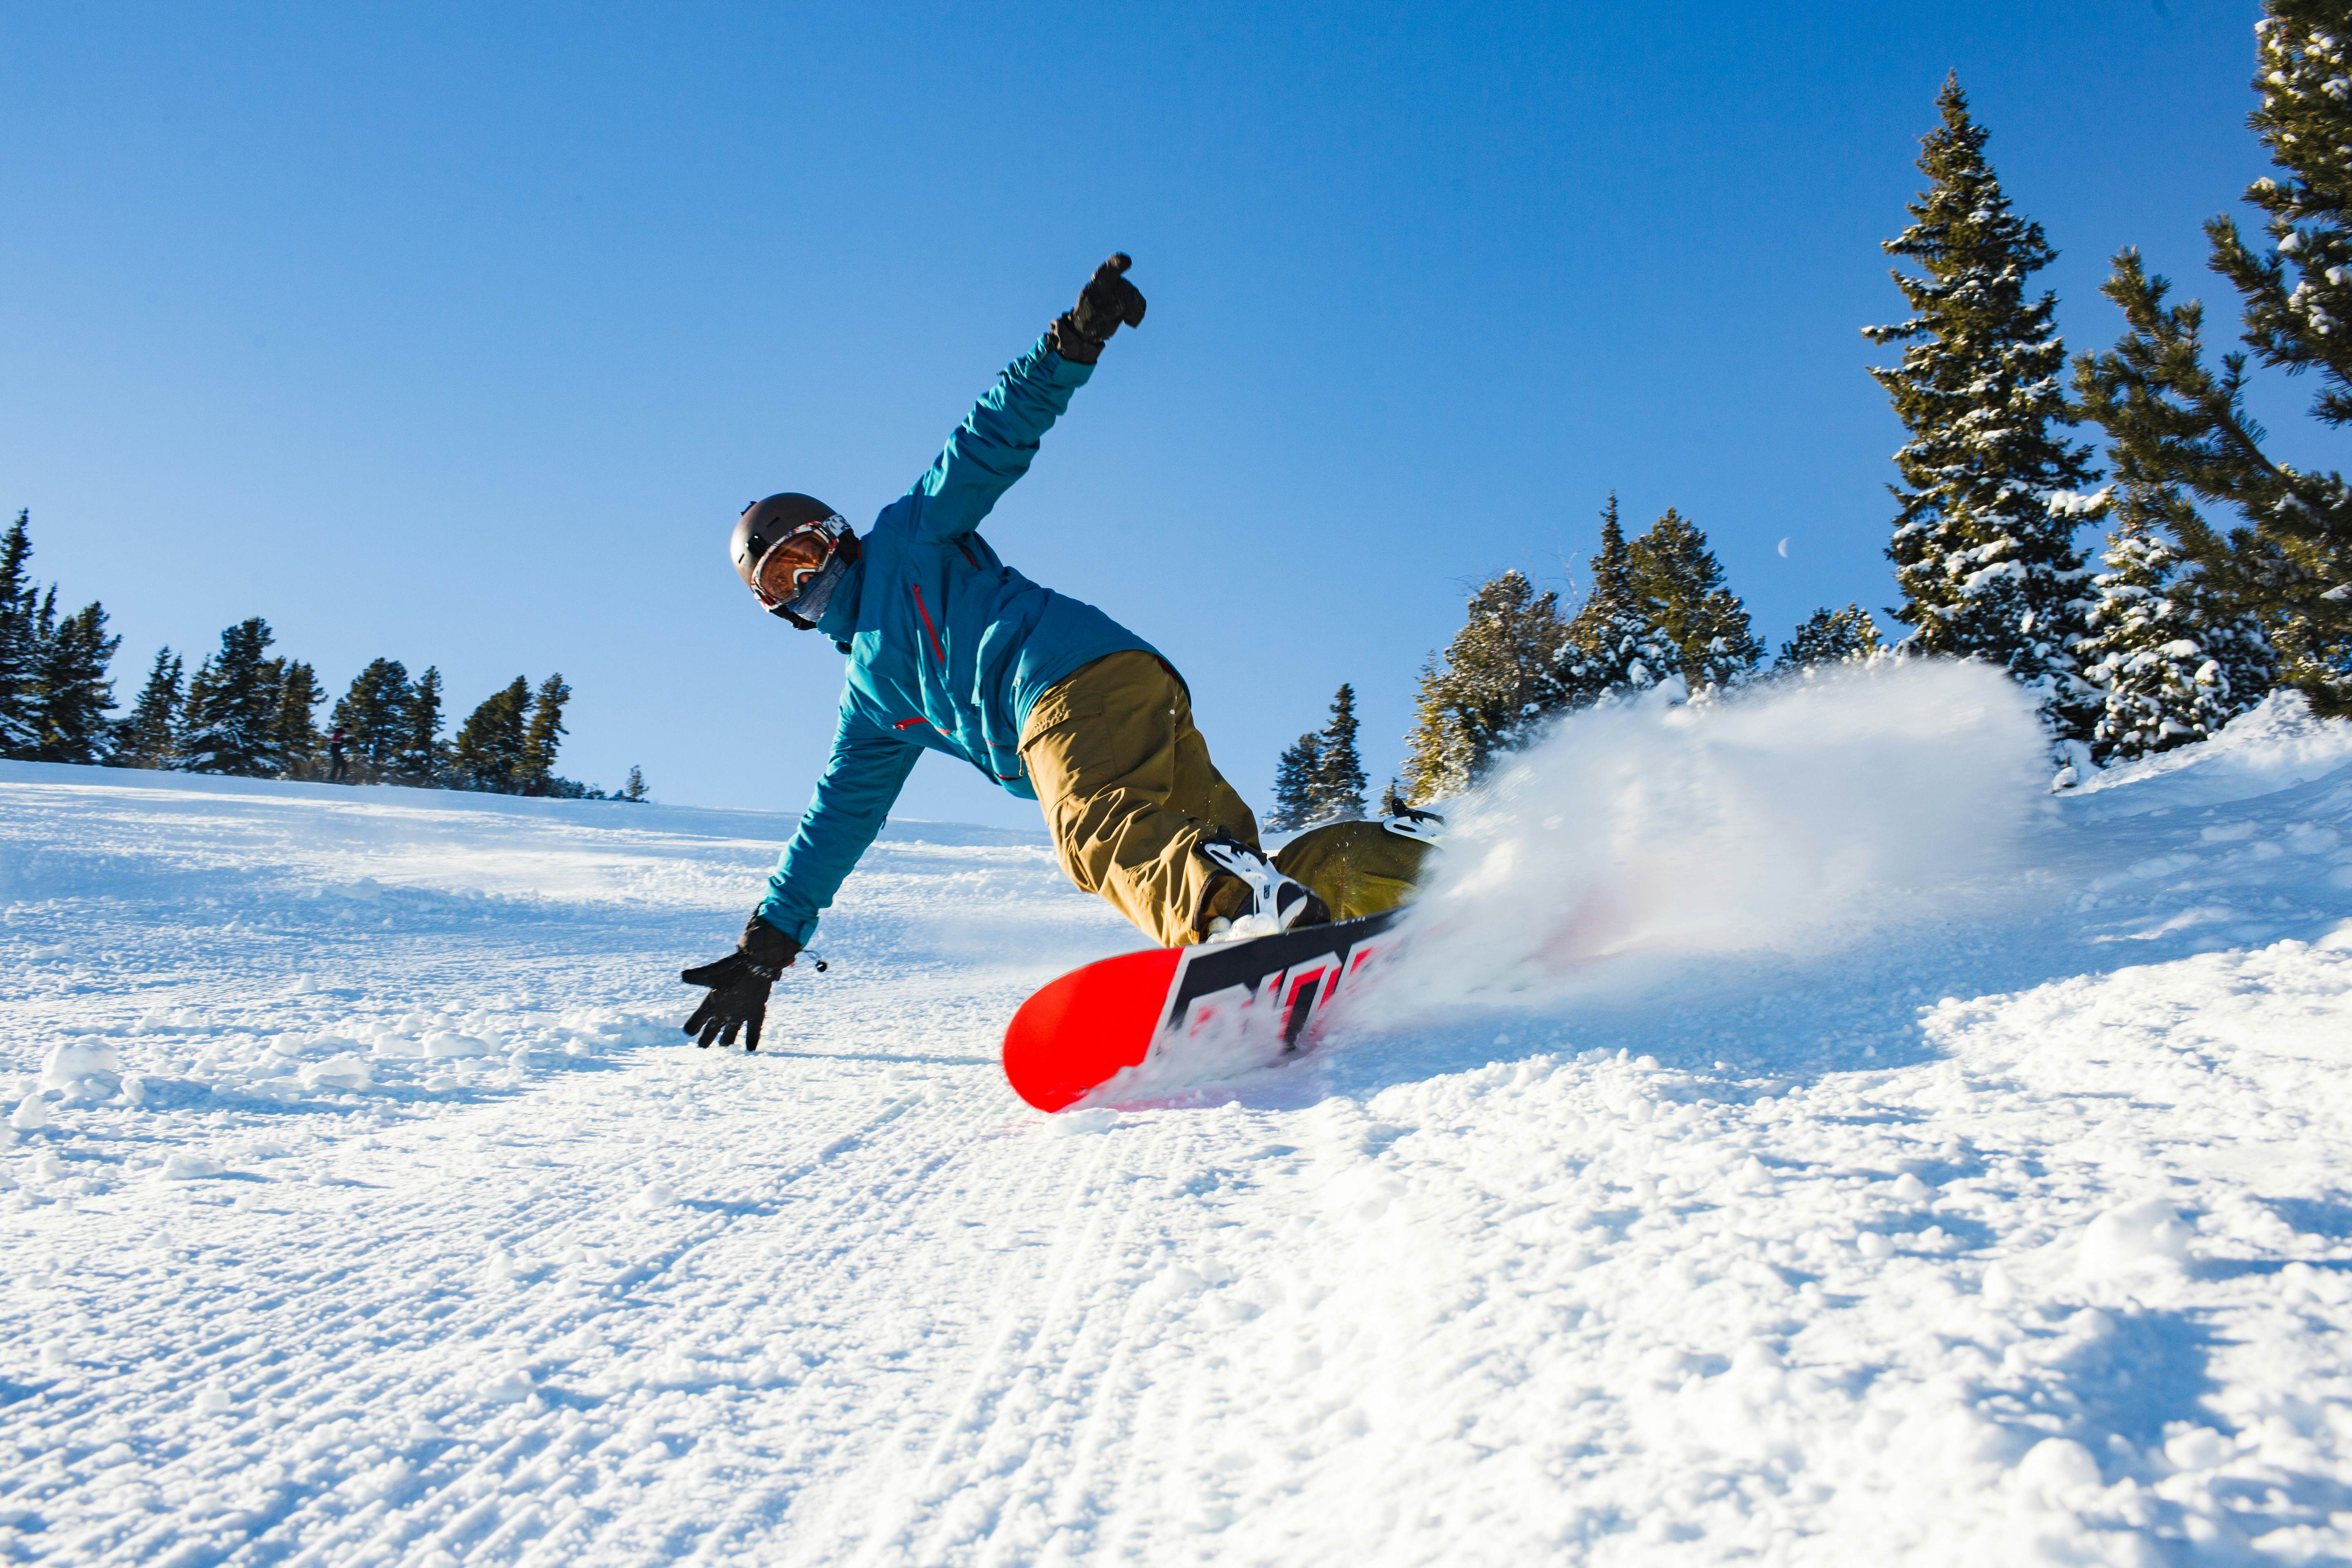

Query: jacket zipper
[[908, 581, 1014, 777], [910, 584, 946, 664]]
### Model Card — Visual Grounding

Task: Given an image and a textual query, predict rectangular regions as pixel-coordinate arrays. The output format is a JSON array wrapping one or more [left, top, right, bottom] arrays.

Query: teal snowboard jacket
[[754, 333, 1158, 944]]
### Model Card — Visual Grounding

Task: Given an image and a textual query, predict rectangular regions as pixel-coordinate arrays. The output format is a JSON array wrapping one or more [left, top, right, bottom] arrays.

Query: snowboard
[[1002, 907, 1406, 1112]]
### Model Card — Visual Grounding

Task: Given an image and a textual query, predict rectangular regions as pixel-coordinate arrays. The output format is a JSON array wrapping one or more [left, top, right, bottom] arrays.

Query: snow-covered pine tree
[[2075, 2, 2352, 714], [1559, 495, 1678, 708], [390, 665, 446, 786], [1626, 508, 1762, 695], [1267, 731, 1324, 831], [0, 516, 126, 764], [2077, 512, 2274, 762], [620, 765, 649, 803], [0, 512, 36, 757], [454, 676, 531, 792], [518, 673, 570, 793], [180, 618, 284, 776], [1309, 684, 1368, 822], [272, 660, 325, 779], [26, 600, 120, 764], [4, 585, 55, 760], [111, 647, 183, 768], [1403, 570, 1570, 803], [1775, 605, 1884, 672], [1866, 75, 2101, 748], [332, 659, 412, 784]]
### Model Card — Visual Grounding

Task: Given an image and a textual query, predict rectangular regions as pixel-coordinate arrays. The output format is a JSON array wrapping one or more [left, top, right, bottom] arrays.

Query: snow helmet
[[732, 493, 859, 626]]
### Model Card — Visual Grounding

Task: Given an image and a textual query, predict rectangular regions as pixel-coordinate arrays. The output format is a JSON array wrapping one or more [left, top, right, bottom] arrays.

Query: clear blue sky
[[0, 0, 2278, 827]]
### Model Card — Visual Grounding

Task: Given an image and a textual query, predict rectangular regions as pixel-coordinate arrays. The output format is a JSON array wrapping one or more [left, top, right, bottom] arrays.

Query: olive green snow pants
[[1020, 651, 1435, 947]]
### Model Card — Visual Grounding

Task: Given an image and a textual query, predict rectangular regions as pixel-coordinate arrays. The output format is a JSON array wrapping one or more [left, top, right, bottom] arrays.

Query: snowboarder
[[326, 727, 349, 785], [682, 255, 1429, 1050]]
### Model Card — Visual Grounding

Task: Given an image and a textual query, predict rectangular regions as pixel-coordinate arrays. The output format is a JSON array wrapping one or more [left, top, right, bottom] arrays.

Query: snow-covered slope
[[4, 675, 2351, 1566]]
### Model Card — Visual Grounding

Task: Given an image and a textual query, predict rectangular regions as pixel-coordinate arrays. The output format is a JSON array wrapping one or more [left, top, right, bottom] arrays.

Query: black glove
[[680, 915, 802, 1051], [1048, 253, 1147, 365]]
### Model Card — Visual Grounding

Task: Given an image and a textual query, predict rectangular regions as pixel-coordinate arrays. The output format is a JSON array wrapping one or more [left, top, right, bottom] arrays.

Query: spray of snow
[[1382, 659, 2047, 1011]]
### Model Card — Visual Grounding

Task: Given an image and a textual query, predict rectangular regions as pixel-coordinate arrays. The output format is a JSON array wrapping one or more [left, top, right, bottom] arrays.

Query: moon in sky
[[1777, 537, 1790, 558]]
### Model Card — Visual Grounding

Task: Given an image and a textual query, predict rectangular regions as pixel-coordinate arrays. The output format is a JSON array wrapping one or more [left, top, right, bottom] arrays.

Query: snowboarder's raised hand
[[680, 916, 801, 1051], [1048, 254, 1146, 364]]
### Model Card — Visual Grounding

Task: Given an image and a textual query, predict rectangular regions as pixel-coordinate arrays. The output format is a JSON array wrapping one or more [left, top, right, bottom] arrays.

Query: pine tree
[[0, 512, 36, 756], [1309, 683, 1368, 822], [2074, 3, 2352, 714], [1560, 495, 1679, 707], [620, 765, 649, 803], [518, 673, 571, 793], [332, 659, 411, 784], [6, 586, 57, 760], [454, 676, 531, 791], [26, 601, 120, 764], [272, 660, 325, 779], [1776, 605, 1884, 672], [111, 647, 183, 768], [180, 619, 283, 776], [1403, 570, 1571, 803], [1866, 75, 2101, 748], [390, 665, 446, 786], [2077, 514, 2274, 763], [1267, 731, 1324, 832], [255, 658, 290, 772], [0, 517, 126, 765], [1626, 508, 1762, 694]]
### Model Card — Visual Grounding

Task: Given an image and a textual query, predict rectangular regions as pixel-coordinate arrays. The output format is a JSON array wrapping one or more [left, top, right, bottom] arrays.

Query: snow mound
[[2075, 688, 2352, 810]]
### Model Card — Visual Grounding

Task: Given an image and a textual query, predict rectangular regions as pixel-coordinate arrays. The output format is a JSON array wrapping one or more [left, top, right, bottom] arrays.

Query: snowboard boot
[[1194, 833, 1331, 944]]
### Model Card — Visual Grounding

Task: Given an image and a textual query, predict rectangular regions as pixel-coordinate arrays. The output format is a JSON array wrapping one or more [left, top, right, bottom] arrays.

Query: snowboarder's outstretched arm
[[754, 706, 923, 944], [906, 255, 1146, 546], [680, 706, 912, 1053]]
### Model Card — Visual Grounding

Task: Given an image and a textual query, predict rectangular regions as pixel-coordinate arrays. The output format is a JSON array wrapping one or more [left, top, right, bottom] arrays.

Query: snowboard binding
[[1194, 833, 1330, 944], [1380, 807, 1447, 846]]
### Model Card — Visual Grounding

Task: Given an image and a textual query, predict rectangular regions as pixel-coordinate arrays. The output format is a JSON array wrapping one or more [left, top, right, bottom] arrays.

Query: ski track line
[[673, 1081, 1005, 1563], [863, 1110, 1236, 1568], [548, 1062, 1007, 1564], [955, 1121, 1189, 1568], [834, 1111, 1125, 1566]]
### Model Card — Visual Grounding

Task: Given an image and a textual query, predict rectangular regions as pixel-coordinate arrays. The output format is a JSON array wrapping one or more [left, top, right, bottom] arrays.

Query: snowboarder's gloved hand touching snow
[[680, 915, 801, 1051], [1048, 254, 1146, 365]]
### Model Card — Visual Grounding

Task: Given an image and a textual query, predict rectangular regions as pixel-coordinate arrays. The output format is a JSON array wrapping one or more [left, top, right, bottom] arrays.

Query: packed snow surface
[[4, 668, 2352, 1565]]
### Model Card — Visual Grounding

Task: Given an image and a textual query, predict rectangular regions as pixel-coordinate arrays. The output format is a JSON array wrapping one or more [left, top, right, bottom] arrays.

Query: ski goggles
[[749, 517, 846, 611]]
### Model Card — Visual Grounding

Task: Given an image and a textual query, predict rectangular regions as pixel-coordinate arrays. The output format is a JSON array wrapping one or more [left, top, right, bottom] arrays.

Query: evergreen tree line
[[1388, 499, 1877, 804], [0, 512, 648, 800], [1316, 3, 2352, 809], [1846, 17, 2352, 761], [1272, 494, 1873, 821]]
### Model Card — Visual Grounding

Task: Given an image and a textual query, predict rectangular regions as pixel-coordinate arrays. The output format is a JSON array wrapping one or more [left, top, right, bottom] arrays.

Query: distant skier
[[681, 255, 1430, 1050], [326, 727, 349, 785]]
